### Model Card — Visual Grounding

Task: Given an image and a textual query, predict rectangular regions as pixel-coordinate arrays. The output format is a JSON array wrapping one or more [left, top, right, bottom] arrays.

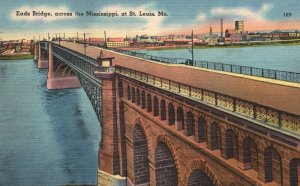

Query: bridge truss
[[40, 42, 104, 121]]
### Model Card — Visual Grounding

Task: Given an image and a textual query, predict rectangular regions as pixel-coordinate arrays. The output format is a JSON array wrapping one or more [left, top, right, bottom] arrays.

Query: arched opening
[[153, 96, 159, 116], [186, 111, 194, 136], [160, 100, 166, 120], [225, 129, 238, 160], [133, 125, 150, 184], [168, 103, 175, 125], [243, 137, 258, 172], [147, 93, 152, 112], [141, 91, 146, 109], [187, 169, 213, 186], [264, 146, 282, 185], [290, 158, 300, 186], [127, 85, 131, 100], [131, 87, 136, 103], [176, 107, 184, 130], [155, 141, 178, 186], [197, 117, 207, 143], [136, 89, 140, 106], [210, 122, 221, 150]]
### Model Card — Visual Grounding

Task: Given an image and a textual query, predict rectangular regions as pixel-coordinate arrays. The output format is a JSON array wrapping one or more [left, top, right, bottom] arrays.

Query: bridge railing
[[52, 43, 116, 76], [87, 43, 300, 83], [115, 65, 300, 136]]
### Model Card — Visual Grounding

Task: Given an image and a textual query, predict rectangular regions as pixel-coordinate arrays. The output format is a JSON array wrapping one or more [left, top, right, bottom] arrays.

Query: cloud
[[100, 3, 166, 33], [210, 3, 273, 21], [10, 5, 75, 22], [197, 13, 207, 21]]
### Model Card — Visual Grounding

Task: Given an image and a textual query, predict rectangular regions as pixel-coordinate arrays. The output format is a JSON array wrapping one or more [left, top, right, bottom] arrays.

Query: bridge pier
[[33, 43, 38, 61], [46, 43, 81, 90], [37, 43, 48, 69], [95, 70, 126, 186]]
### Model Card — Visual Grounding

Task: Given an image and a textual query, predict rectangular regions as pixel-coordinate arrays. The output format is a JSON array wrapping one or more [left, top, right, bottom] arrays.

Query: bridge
[[34, 41, 300, 186]]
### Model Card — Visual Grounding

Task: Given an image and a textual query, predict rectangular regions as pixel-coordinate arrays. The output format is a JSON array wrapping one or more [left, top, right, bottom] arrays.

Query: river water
[[0, 59, 100, 185], [138, 45, 300, 73]]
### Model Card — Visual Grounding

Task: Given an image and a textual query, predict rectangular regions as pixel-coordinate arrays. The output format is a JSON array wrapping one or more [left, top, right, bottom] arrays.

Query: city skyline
[[0, 0, 300, 39]]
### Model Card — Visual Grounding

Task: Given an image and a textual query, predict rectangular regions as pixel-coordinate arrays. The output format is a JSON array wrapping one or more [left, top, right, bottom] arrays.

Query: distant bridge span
[[36, 41, 299, 186]]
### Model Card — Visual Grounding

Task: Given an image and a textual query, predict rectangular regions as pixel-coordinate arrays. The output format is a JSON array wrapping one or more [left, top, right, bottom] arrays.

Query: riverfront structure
[[35, 41, 300, 186]]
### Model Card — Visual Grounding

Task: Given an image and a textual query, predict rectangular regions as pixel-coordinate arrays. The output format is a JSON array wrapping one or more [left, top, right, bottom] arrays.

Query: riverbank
[[124, 39, 300, 51], [0, 53, 33, 60]]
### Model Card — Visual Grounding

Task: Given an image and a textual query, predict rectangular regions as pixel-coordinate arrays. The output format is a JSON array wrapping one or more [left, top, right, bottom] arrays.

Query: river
[[138, 45, 300, 73], [0, 59, 100, 185]]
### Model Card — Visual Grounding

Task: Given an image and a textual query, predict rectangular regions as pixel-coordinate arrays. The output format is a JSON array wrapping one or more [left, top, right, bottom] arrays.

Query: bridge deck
[[55, 41, 300, 116]]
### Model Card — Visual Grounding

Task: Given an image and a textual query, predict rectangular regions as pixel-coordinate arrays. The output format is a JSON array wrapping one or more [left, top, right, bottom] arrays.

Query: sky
[[0, 0, 299, 40]]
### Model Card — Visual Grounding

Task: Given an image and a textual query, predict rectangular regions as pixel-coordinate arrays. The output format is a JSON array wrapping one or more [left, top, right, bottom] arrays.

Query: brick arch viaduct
[[111, 72, 300, 186]]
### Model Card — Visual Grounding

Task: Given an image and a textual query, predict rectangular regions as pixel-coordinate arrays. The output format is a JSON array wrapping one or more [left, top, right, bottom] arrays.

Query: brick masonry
[[110, 76, 300, 186]]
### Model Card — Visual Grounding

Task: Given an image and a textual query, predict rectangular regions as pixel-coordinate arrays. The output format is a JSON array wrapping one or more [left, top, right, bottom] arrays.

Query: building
[[106, 38, 129, 48], [235, 20, 244, 33], [88, 38, 104, 45], [225, 29, 236, 37]]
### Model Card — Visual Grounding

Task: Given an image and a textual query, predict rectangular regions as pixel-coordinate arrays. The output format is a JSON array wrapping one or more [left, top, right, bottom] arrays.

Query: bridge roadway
[[55, 41, 300, 116]]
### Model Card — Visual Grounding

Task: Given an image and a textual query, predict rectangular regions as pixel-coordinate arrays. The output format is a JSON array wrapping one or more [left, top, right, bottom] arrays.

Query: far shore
[[121, 39, 300, 51], [0, 53, 33, 60]]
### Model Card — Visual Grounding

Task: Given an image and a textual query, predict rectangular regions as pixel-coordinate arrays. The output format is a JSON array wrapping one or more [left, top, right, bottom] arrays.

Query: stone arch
[[131, 87, 136, 103], [210, 122, 221, 150], [197, 116, 207, 143], [243, 137, 258, 172], [147, 93, 152, 112], [133, 124, 150, 185], [160, 100, 166, 120], [168, 103, 175, 125], [176, 107, 184, 130], [290, 158, 300, 186], [154, 136, 180, 186], [188, 169, 213, 186], [127, 85, 131, 100], [186, 111, 195, 136], [264, 146, 283, 185], [153, 96, 159, 116], [225, 129, 239, 160], [136, 88, 140, 106], [141, 91, 146, 109], [183, 160, 221, 186]]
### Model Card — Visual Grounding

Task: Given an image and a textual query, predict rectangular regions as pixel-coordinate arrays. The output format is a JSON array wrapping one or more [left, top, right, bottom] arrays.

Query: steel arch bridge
[[39, 41, 113, 122]]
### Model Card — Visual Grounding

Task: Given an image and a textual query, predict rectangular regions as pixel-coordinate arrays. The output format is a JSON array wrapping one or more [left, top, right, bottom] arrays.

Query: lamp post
[[192, 30, 194, 66], [83, 33, 91, 55]]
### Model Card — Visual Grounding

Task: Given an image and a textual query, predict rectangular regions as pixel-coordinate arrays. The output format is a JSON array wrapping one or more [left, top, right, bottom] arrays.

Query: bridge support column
[[95, 71, 126, 186], [46, 43, 81, 90], [37, 43, 48, 69], [33, 43, 38, 61]]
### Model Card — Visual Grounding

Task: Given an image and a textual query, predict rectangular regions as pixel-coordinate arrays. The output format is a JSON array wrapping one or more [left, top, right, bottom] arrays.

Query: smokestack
[[209, 26, 212, 45], [220, 18, 223, 38], [104, 31, 107, 48]]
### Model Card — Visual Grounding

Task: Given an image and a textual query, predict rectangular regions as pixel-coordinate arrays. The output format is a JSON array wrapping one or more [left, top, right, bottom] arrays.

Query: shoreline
[[122, 39, 300, 51], [0, 53, 33, 60]]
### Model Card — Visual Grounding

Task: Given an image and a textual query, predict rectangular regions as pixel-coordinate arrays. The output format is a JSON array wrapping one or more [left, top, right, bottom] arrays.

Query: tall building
[[220, 19, 223, 38], [235, 20, 244, 33]]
